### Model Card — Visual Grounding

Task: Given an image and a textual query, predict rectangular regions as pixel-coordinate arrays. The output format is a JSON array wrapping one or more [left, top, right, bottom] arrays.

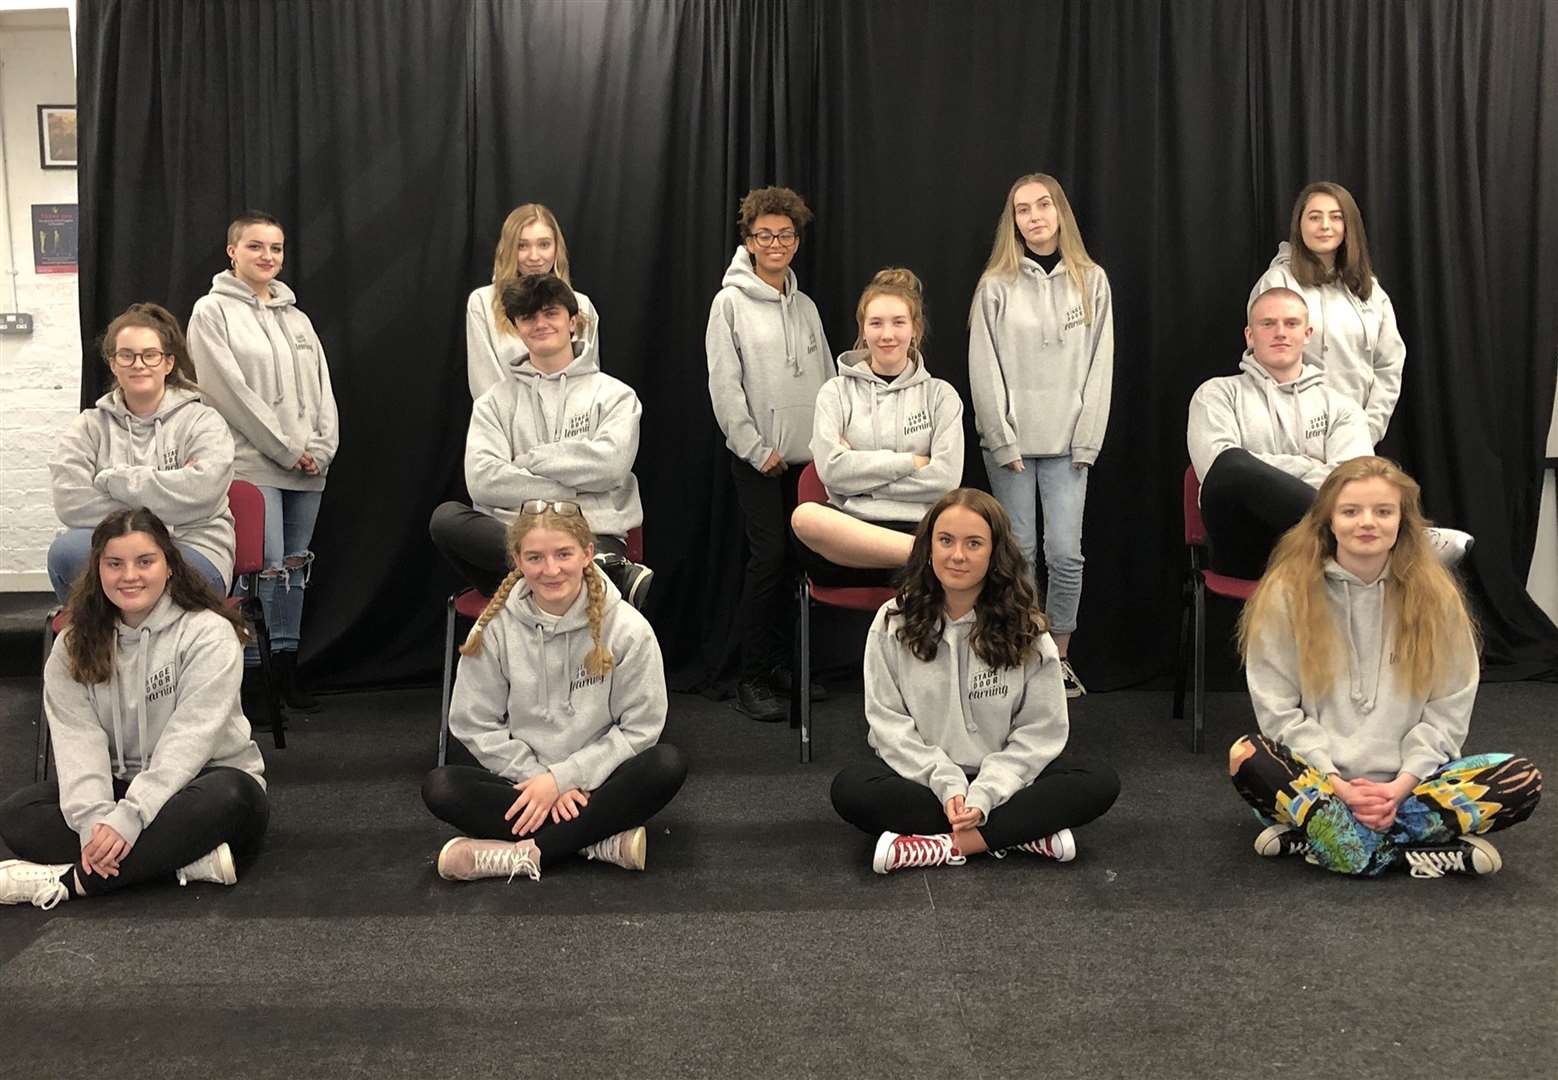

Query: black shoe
[[735, 677, 788, 722], [275, 651, 320, 711], [595, 554, 654, 611], [770, 666, 828, 701], [240, 665, 279, 731]]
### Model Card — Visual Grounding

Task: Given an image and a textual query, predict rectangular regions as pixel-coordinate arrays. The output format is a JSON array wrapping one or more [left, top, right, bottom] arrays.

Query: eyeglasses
[[749, 230, 798, 248], [519, 499, 582, 517], [110, 349, 170, 368]]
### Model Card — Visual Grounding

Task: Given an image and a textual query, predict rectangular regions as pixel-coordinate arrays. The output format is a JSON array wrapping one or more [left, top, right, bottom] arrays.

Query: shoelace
[[472, 845, 540, 883], [887, 834, 965, 871], [5, 866, 69, 910], [1405, 849, 1465, 879]]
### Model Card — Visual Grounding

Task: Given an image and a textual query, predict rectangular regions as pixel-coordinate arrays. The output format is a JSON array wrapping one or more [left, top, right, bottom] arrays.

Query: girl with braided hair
[[422, 501, 685, 883]]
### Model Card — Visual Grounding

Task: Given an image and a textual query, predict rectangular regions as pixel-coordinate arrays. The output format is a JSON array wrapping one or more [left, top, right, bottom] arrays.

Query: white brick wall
[[0, 16, 80, 589]]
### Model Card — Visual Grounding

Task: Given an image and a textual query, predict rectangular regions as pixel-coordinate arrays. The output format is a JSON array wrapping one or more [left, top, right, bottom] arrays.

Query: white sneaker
[[176, 843, 237, 887], [581, 826, 647, 871], [437, 837, 542, 882], [1059, 659, 1087, 698], [1424, 527, 1475, 567], [872, 831, 966, 874], [1008, 828, 1077, 862], [1403, 835, 1501, 879], [1253, 824, 1312, 858], [0, 859, 72, 909]]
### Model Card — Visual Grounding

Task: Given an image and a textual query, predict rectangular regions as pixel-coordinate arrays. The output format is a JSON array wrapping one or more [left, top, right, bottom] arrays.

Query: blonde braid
[[459, 568, 523, 657], [582, 562, 615, 677]]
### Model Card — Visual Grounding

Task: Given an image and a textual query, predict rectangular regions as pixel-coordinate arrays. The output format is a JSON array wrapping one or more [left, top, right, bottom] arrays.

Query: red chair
[[438, 526, 643, 766], [1173, 466, 1259, 753], [790, 463, 897, 764], [35, 480, 285, 782]]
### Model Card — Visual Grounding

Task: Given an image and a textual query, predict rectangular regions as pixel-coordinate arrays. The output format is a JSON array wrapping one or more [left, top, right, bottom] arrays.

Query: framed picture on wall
[[37, 104, 77, 169]]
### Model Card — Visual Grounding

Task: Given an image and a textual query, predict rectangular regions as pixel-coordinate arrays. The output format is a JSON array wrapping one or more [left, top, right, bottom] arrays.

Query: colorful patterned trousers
[[1229, 734, 1542, 877]]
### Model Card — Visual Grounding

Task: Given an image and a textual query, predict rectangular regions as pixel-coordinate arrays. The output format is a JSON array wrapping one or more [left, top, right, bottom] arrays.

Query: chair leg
[[36, 610, 58, 783], [1191, 576, 1206, 754], [1172, 576, 1191, 720], [439, 594, 457, 767], [798, 580, 812, 764], [248, 598, 286, 750]]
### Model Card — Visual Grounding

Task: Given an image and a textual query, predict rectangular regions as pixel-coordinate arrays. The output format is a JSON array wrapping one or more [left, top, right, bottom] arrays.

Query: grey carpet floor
[[0, 678, 1553, 1079]]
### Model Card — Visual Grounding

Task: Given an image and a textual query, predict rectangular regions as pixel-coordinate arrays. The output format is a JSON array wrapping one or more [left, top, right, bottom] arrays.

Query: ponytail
[[581, 562, 615, 677]]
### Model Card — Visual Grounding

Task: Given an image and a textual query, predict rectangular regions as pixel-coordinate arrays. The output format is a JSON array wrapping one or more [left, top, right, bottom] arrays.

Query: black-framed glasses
[[519, 499, 582, 517], [110, 348, 170, 368], [749, 229, 798, 248]]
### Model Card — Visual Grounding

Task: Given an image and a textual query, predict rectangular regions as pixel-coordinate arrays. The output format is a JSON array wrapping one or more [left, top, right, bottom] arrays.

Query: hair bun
[[870, 267, 922, 296]]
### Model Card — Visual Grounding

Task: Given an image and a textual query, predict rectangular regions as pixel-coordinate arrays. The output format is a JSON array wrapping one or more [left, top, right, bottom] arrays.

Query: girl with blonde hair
[[466, 203, 600, 400], [790, 268, 964, 586], [1249, 181, 1405, 444], [1232, 456, 1541, 878], [422, 501, 685, 883], [968, 173, 1114, 697]]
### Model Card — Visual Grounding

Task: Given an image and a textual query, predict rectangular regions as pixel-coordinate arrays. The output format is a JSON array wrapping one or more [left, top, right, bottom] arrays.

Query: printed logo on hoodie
[[807, 331, 819, 355], [294, 333, 314, 353], [146, 663, 176, 704], [159, 445, 181, 471], [562, 410, 594, 439], [570, 666, 605, 693], [968, 668, 1010, 702], [904, 408, 932, 436], [1304, 412, 1330, 440], [1064, 304, 1085, 332]]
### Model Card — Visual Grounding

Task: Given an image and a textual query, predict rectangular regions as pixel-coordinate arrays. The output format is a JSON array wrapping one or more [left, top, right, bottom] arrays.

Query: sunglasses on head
[[519, 500, 582, 517]]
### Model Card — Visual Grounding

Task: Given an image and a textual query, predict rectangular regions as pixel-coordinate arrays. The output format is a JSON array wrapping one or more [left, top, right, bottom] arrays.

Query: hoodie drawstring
[[107, 627, 152, 775], [272, 307, 309, 420], [1339, 578, 1387, 712], [531, 621, 578, 722]]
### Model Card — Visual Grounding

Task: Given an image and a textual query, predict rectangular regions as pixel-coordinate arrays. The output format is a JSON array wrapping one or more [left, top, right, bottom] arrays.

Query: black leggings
[[1198, 448, 1318, 579], [421, 744, 687, 857], [831, 754, 1120, 851], [0, 767, 269, 895], [429, 501, 627, 596]]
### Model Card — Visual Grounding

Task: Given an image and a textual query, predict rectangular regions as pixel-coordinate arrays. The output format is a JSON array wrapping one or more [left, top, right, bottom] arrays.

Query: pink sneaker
[[1007, 829, 1077, 862], [437, 837, 542, 882], [872, 832, 966, 874]]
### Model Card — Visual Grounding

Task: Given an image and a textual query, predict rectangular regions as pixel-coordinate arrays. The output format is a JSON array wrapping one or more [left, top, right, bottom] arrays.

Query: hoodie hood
[[208, 270, 298, 309], [721, 246, 809, 376], [836, 349, 933, 391]]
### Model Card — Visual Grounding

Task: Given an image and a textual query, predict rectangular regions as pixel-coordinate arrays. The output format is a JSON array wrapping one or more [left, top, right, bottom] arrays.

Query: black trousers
[[421, 743, 687, 857], [729, 455, 803, 678], [1198, 448, 1318, 579], [830, 753, 1120, 851], [0, 767, 270, 895], [429, 501, 627, 596]]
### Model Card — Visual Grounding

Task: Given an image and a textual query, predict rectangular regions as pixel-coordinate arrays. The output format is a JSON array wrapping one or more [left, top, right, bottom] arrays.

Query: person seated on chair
[[1189, 288, 1472, 579], [431, 273, 652, 608], [706, 185, 835, 722], [1230, 456, 1541, 879], [49, 303, 235, 603], [790, 268, 964, 588], [0, 509, 269, 909], [422, 501, 686, 884], [830, 488, 1119, 875]]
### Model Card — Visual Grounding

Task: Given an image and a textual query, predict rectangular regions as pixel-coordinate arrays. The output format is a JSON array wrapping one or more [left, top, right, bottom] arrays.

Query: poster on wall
[[37, 104, 76, 169], [32, 204, 78, 273]]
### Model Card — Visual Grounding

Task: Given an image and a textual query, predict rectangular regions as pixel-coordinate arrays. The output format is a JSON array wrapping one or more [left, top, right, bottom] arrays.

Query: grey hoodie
[[448, 574, 667, 794], [1188, 356, 1373, 489], [466, 283, 600, 401], [465, 339, 643, 537], [43, 593, 266, 848], [50, 386, 237, 590], [864, 601, 1069, 821], [188, 271, 340, 491], [968, 258, 1115, 466], [811, 351, 965, 522], [1245, 560, 1477, 781], [705, 246, 834, 469], [1250, 242, 1405, 444]]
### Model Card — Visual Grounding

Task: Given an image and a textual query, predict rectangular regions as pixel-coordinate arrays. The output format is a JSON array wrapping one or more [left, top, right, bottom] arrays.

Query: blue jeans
[[47, 528, 226, 604], [243, 486, 323, 657], [984, 452, 1087, 634]]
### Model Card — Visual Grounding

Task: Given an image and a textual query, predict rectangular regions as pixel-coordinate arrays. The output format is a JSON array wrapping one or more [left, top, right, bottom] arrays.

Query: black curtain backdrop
[[76, 0, 1558, 693]]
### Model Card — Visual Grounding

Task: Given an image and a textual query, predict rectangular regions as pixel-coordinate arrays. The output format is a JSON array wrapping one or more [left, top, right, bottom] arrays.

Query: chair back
[[626, 526, 644, 564], [1183, 467, 1208, 548], [228, 480, 266, 576], [797, 462, 827, 506]]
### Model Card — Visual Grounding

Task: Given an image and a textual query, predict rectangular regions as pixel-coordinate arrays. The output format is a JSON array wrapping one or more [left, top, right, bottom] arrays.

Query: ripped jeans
[[245, 486, 323, 658]]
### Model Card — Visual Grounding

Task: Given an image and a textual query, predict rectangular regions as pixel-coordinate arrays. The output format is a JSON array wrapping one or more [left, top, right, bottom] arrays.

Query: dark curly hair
[[886, 489, 1048, 669], [63, 508, 249, 684], [737, 186, 814, 235]]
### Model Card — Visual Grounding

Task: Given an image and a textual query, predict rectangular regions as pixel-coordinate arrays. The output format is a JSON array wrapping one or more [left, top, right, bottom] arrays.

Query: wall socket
[[0, 313, 34, 335]]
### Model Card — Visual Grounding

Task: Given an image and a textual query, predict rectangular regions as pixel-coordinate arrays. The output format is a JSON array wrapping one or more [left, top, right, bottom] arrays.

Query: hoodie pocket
[[767, 403, 813, 460]]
